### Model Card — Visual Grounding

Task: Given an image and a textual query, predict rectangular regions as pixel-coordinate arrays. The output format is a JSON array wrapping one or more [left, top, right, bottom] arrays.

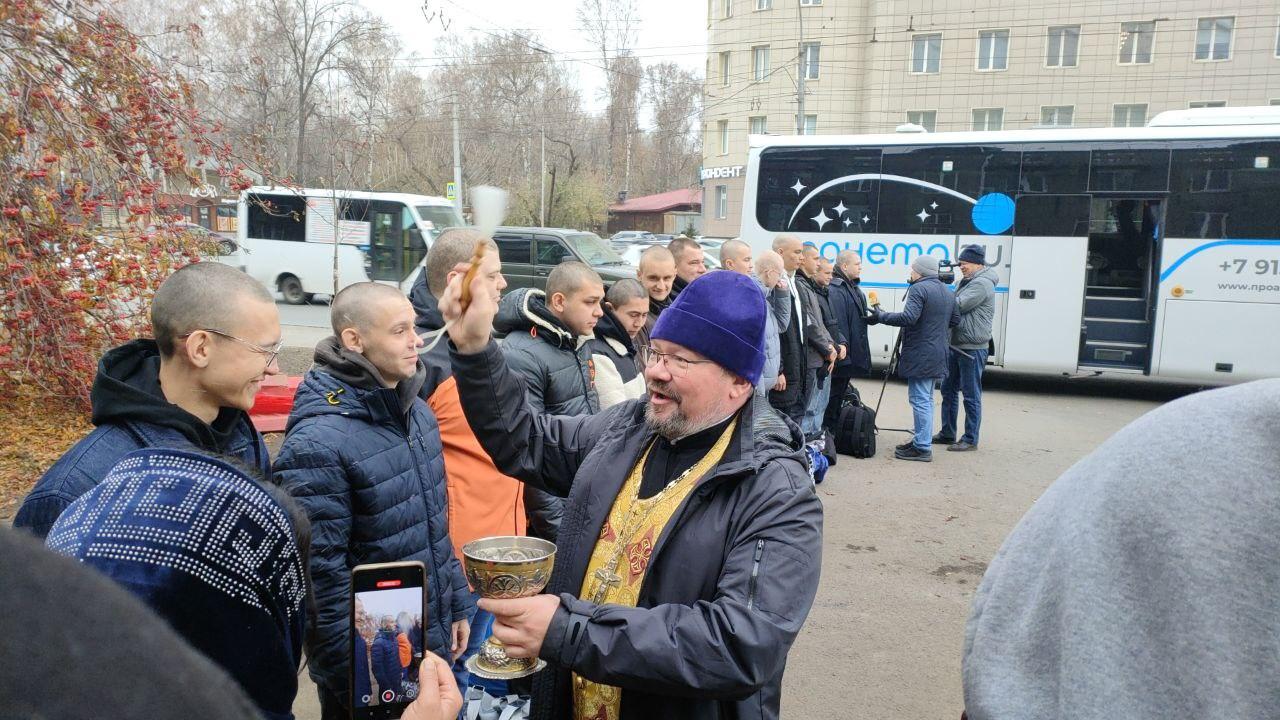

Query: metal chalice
[[462, 536, 557, 679]]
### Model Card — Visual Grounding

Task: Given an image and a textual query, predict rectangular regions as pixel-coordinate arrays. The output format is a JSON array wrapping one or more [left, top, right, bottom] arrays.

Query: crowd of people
[[4, 229, 1276, 720]]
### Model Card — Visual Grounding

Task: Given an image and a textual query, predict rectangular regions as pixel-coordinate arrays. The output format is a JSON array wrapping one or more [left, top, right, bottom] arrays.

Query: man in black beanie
[[935, 244, 998, 452], [440, 268, 822, 720]]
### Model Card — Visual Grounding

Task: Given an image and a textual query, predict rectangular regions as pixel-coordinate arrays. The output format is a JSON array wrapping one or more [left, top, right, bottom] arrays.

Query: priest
[[440, 268, 823, 720]]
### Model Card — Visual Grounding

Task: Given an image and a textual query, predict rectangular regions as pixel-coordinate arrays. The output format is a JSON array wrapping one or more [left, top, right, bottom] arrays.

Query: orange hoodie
[[426, 375, 527, 566]]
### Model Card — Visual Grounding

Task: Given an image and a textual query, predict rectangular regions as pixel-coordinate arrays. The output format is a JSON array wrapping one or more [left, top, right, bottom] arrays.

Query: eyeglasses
[[638, 346, 715, 376], [182, 328, 284, 366]]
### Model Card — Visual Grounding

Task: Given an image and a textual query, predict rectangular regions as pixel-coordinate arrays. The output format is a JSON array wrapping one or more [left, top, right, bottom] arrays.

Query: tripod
[[872, 324, 913, 435]]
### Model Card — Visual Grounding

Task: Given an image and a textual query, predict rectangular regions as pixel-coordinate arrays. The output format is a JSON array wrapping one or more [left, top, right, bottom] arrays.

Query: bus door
[[366, 202, 404, 282], [1002, 194, 1090, 374], [1078, 197, 1163, 371]]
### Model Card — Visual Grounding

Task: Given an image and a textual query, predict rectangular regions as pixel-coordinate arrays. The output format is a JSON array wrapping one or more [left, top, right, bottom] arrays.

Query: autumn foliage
[[0, 0, 253, 407]]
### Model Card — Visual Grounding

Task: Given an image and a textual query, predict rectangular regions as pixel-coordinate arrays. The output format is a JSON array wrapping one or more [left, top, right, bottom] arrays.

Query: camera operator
[[936, 245, 998, 452], [869, 255, 959, 462]]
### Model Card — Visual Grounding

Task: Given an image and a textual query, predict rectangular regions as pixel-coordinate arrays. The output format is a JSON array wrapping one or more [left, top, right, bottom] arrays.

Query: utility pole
[[796, 1, 806, 135], [539, 128, 546, 226], [451, 100, 463, 218]]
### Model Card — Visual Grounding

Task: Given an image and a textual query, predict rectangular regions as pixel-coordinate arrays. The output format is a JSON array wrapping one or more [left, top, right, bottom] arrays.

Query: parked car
[[609, 230, 656, 245], [494, 227, 636, 291], [617, 242, 720, 271]]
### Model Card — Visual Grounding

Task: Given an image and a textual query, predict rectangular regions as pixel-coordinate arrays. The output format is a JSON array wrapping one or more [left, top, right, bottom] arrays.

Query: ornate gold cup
[[462, 535, 557, 679]]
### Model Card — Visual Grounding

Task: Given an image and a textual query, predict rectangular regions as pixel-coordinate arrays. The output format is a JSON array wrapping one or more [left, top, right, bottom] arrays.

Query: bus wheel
[[279, 275, 306, 305]]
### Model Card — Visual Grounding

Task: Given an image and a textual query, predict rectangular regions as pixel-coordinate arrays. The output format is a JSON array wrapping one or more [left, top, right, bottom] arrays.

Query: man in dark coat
[[371, 618, 404, 702], [871, 255, 959, 462], [15, 262, 276, 538], [797, 252, 842, 439], [825, 250, 872, 427], [274, 282, 474, 719], [767, 235, 811, 424], [667, 235, 706, 298], [440, 268, 823, 720], [634, 246, 677, 356], [493, 262, 604, 544]]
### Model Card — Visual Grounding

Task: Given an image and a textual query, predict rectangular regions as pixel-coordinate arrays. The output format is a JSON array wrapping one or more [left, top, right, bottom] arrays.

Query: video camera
[[937, 260, 957, 285]]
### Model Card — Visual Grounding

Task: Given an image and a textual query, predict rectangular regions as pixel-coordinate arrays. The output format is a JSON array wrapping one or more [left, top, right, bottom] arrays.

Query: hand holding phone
[[351, 562, 427, 720]]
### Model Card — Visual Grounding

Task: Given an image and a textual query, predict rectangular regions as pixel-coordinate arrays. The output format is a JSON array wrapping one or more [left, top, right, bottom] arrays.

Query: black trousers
[[318, 684, 349, 720]]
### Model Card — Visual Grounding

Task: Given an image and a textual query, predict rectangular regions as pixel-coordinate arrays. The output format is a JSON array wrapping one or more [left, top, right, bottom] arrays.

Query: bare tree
[[577, 0, 639, 188]]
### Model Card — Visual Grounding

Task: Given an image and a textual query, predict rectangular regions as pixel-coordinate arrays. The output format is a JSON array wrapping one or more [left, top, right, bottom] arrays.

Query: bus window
[[367, 200, 407, 281], [403, 206, 427, 276], [1019, 147, 1089, 194], [878, 145, 1020, 235], [1166, 141, 1280, 239], [247, 194, 306, 241], [1089, 147, 1169, 193], [1014, 195, 1090, 237], [754, 147, 881, 233], [415, 205, 463, 237]]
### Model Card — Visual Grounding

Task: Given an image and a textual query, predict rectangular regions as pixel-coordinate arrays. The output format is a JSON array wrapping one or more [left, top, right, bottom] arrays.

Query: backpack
[[834, 386, 877, 458]]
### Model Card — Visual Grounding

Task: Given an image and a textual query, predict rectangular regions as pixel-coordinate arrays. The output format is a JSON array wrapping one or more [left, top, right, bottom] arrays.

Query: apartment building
[[701, 0, 1280, 237]]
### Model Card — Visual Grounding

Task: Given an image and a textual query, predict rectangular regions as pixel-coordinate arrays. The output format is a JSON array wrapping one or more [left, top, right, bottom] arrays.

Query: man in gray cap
[[870, 254, 959, 462]]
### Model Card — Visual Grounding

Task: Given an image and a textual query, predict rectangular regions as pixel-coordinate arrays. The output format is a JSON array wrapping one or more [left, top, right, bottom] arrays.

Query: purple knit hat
[[651, 271, 766, 385]]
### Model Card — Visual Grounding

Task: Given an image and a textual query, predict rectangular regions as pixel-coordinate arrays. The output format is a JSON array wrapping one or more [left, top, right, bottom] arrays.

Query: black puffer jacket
[[493, 287, 600, 543], [451, 341, 824, 720]]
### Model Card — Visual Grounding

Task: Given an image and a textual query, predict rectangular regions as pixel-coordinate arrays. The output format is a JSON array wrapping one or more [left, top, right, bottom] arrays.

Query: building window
[[1113, 103, 1148, 127], [795, 114, 817, 135], [749, 115, 767, 134], [1040, 106, 1074, 126], [911, 33, 942, 73], [972, 108, 1003, 131], [802, 43, 820, 80], [799, 0, 821, 5], [715, 185, 728, 219], [717, 119, 729, 155], [719, 52, 731, 87], [1195, 17, 1233, 61], [1272, 99, 1280, 106], [1189, 101, 1227, 108], [722, 0, 732, 19], [906, 110, 936, 131], [977, 30, 1009, 71], [755, 0, 771, 9], [1118, 21, 1154, 64], [752, 46, 770, 81], [1046, 25, 1079, 67], [1276, 20, 1279, 57]]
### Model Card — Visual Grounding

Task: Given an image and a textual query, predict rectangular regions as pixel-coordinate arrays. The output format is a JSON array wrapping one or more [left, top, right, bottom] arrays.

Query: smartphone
[[350, 561, 427, 720]]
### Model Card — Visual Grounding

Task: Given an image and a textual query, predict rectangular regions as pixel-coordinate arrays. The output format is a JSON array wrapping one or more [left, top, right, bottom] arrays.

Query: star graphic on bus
[[791, 179, 806, 195], [916, 208, 931, 222], [811, 209, 831, 230], [833, 201, 848, 216], [861, 214, 871, 224], [930, 201, 939, 210], [842, 217, 852, 228]]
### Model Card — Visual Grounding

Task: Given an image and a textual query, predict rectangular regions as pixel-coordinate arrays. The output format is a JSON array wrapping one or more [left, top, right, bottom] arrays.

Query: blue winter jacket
[[370, 629, 403, 699], [273, 339, 473, 704], [876, 275, 960, 380], [15, 339, 269, 538]]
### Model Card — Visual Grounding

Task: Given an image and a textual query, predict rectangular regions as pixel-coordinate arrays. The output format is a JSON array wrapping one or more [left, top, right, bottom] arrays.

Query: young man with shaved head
[[589, 278, 649, 408], [15, 262, 278, 538], [743, 248, 792, 397], [275, 282, 473, 718], [635, 245, 677, 353], [825, 250, 872, 427], [439, 268, 822, 720], [667, 235, 706, 298], [493, 260, 604, 544], [409, 228, 526, 693]]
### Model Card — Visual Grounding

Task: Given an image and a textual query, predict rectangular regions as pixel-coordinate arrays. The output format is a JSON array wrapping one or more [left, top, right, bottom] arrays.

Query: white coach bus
[[739, 108, 1280, 383], [237, 187, 461, 304]]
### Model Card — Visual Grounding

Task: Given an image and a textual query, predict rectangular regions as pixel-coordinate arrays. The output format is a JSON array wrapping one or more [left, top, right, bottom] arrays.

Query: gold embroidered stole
[[572, 419, 738, 720]]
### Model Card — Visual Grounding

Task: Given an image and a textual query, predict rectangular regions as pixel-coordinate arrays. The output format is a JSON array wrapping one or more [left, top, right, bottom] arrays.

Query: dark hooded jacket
[[588, 306, 646, 409], [875, 275, 960, 380], [273, 338, 473, 705], [15, 339, 269, 538], [493, 287, 600, 543], [964, 379, 1280, 719], [451, 340, 824, 720], [828, 268, 872, 377]]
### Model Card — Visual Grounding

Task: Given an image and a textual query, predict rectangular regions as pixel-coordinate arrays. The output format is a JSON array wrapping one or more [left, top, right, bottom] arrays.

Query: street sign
[[446, 182, 457, 201]]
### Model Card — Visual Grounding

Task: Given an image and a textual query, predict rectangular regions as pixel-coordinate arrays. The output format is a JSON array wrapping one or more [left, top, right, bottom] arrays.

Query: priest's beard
[[645, 380, 738, 441]]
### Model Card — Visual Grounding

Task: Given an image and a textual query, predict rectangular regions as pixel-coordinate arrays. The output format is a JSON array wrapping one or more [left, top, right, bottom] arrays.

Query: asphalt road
[[276, 332, 1202, 718]]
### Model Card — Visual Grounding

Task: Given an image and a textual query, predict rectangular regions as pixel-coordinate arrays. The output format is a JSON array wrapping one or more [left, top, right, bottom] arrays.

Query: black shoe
[[947, 441, 977, 452], [895, 440, 915, 452], [931, 433, 956, 445], [894, 445, 933, 462]]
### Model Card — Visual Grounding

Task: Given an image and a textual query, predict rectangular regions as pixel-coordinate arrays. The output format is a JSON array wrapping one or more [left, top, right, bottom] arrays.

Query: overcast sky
[[359, 0, 707, 114]]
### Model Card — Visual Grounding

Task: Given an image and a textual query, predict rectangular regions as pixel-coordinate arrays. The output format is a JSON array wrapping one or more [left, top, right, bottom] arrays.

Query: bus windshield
[[415, 205, 463, 234], [565, 232, 627, 265]]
